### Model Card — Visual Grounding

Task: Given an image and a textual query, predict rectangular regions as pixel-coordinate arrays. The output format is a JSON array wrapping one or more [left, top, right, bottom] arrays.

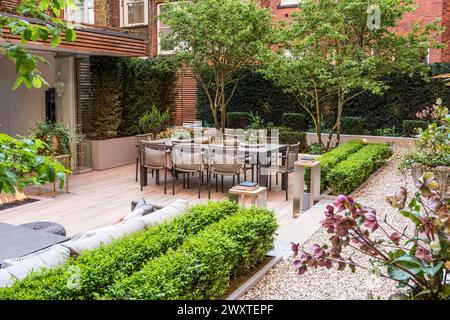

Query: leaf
[[387, 265, 412, 282], [12, 76, 24, 90], [32, 76, 43, 89], [420, 261, 443, 277]]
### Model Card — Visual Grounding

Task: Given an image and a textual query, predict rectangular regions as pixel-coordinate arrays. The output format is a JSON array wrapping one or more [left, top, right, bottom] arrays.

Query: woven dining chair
[[208, 145, 243, 199], [135, 133, 154, 182], [140, 141, 170, 194], [172, 143, 204, 198]]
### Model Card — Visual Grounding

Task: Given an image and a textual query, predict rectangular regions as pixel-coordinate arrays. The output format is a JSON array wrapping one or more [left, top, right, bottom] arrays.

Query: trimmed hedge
[[310, 140, 367, 191], [341, 117, 365, 135], [402, 120, 428, 137], [105, 207, 277, 300], [282, 113, 308, 131], [328, 143, 391, 195], [227, 112, 250, 129], [0, 201, 240, 300], [278, 128, 309, 153]]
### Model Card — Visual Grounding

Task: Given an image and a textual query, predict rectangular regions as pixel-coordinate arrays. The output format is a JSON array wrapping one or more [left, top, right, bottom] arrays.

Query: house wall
[[0, 53, 56, 136]]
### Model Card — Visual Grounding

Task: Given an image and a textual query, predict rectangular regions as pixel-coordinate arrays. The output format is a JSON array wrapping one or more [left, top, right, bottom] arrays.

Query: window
[[280, 0, 300, 6], [122, 0, 148, 26], [157, 3, 175, 55], [66, 0, 95, 24]]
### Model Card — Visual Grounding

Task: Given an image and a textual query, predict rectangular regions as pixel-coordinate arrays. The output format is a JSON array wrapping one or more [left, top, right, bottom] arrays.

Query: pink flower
[[420, 215, 433, 238], [415, 247, 432, 264], [363, 210, 379, 231], [291, 242, 300, 257], [385, 187, 407, 209], [333, 195, 348, 212], [389, 232, 401, 245]]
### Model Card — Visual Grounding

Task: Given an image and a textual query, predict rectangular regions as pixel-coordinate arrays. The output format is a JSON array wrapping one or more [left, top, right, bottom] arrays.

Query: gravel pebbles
[[242, 142, 417, 300]]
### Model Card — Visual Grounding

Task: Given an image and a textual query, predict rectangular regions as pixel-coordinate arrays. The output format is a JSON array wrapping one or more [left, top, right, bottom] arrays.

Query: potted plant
[[400, 99, 449, 198], [138, 105, 171, 137], [28, 120, 79, 170], [291, 172, 450, 300]]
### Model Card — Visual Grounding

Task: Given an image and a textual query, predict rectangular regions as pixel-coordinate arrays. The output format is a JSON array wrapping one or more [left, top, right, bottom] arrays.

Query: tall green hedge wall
[[90, 57, 177, 137], [196, 64, 450, 132]]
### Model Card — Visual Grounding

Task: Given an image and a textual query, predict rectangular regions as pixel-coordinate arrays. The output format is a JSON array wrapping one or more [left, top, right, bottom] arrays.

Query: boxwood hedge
[[328, 143, 391, 195], [0, 201, 240, 300], [105, 207, 277, 300], [306, 140, 366, 191]]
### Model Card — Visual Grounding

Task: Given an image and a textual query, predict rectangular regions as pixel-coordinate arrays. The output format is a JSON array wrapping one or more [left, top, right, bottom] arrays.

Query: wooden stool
[[228, 186, 267, 209], [292, 157, 321, 218]]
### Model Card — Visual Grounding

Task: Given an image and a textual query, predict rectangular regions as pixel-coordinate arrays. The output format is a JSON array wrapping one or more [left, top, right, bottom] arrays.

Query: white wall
[[0, 53, 56, 136]]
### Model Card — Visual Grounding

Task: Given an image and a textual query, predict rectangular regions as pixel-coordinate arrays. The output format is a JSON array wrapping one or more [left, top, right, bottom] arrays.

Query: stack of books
[[233, 182, 259, 192]]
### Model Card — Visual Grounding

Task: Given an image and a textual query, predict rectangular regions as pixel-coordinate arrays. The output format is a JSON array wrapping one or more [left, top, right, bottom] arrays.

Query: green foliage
[[156, 127, 193, 140], [105, 207, 277, 300], [160, 0, 273, 130], [0, 0, 75, 89], [227, 112, 250, 129], [328, 143, 391, 195], [340, 117, 365, 135], [0, 201, 240, 300], [27, 120, 80, 156], [402, 120, 429, 138], [282, 113, 308, 131], [401, 99, 450, 170], [196, 70, 300, 127], [373, 126, 401, 137], [345, 65, 450, 133], [262, 0, 443, 146], [248, 112, 267, 130], [0, 133, 68, 195], [138, 105, 171, 136], [277, 128, 308, 153], [118, 57, 177, 136], [311, 140, 367, 191], [91, 57, 121, 140]]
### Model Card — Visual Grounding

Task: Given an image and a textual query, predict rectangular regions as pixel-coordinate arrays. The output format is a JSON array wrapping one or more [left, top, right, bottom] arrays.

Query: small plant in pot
[[291, 172, 450, 300], [400, 99, 450, 198], [138, 105, 171, 137], [28, 120, 80, 169]]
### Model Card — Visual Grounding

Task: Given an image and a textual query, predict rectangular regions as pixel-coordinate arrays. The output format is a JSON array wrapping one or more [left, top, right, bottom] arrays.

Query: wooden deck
[[0, 164, 312, 237]]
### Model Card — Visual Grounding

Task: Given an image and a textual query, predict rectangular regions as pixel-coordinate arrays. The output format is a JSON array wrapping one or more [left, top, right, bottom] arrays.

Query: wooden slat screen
[[174, 67, 198, 126]]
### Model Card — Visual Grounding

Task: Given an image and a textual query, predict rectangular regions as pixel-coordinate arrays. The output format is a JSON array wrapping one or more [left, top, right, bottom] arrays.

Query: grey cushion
[[0, 268, 17, 288], [62, 218, 146, 257], [0, 245, 70, 285], [142, 199, 189, 228]]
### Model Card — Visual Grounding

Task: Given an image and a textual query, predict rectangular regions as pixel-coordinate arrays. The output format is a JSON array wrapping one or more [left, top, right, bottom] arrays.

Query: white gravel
[[242, 142, 417, 300]]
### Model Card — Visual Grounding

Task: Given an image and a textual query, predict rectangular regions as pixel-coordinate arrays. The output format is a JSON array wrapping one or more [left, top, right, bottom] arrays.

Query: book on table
[[233, 182, 259, 191]]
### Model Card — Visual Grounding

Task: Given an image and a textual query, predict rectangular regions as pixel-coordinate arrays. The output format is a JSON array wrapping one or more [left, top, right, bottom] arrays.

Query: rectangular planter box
[[90, 136, 136, 171]]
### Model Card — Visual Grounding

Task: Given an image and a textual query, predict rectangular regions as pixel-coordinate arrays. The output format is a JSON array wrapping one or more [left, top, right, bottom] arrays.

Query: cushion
[[142, 199, 189, 228], [0, 269, 16, 288], [62, 218, 146, 257], [0, 245, 71, 282]]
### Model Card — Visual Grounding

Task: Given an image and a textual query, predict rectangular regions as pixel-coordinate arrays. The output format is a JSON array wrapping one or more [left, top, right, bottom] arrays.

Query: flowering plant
[[292, 172, 450, 300], [401, 99, 450, 170]]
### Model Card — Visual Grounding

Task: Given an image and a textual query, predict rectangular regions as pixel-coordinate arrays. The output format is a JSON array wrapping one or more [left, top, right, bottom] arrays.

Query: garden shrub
[[0, 201, 240, 300], [402, 120, 428, 137], [227, 112, 250, 129], [328, 143, 391, 195], [308, 140, 367, 191], [105, 207, 277, 300], [277, 128, 308, 153], [340, 117, 365, 135], [282, 113, 308, 131]]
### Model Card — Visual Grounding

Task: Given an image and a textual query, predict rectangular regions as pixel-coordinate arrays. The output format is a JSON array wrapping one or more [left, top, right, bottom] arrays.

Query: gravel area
[[242, 142, 417, 300]]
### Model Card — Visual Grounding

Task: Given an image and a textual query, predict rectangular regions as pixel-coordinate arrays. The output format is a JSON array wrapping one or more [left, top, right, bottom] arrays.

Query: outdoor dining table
[[0, 222, 68, 267], [139, 139, 289, 190]]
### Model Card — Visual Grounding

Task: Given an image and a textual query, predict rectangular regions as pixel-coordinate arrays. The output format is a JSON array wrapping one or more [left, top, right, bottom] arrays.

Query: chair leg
[[164, 168, 167, 194], [183, 173, 186, 189], [208, 170, 212, 199], [244, 168, 247, 181], [276, 173, 278, 185], [172, 168, 176, 196], [237, 173, 240, 184], [135, 157, 139, 182], [269, 174, 272, 191], [232, 176, 235, 186], [198, 171, 201, 199], [216, 174, 218, 192], [286, 174, 289, 201], [156, 170, 160, 185], [221, 175, 224, 193], [252, 164, 255, 182], [187, 173, 190, 189]]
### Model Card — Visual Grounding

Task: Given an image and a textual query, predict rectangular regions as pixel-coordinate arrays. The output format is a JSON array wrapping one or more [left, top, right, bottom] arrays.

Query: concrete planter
[[90, 136, 136, 171]]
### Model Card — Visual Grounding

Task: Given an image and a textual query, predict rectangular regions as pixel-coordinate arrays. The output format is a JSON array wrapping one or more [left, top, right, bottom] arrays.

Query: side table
[[293, 158, 321, 218], [228, 186, 267, 209]]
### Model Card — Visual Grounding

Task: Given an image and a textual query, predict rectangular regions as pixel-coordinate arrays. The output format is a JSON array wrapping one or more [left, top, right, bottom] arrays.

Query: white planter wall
[[90, 136, 136, 171]]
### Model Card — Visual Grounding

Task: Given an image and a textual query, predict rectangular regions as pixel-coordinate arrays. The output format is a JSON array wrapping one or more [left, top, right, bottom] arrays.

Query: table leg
[[257, 189, 267, 208], [293, 165, 305, 217], [312, 166, 321, 202]]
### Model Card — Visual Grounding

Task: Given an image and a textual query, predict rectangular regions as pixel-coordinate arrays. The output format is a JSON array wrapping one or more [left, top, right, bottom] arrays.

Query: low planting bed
[[0, 202, 277, 300], [328, 143, 391, 195]]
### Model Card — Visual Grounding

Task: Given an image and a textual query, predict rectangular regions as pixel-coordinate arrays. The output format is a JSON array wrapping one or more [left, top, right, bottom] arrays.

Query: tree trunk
[[335, 93, 344, 147]]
